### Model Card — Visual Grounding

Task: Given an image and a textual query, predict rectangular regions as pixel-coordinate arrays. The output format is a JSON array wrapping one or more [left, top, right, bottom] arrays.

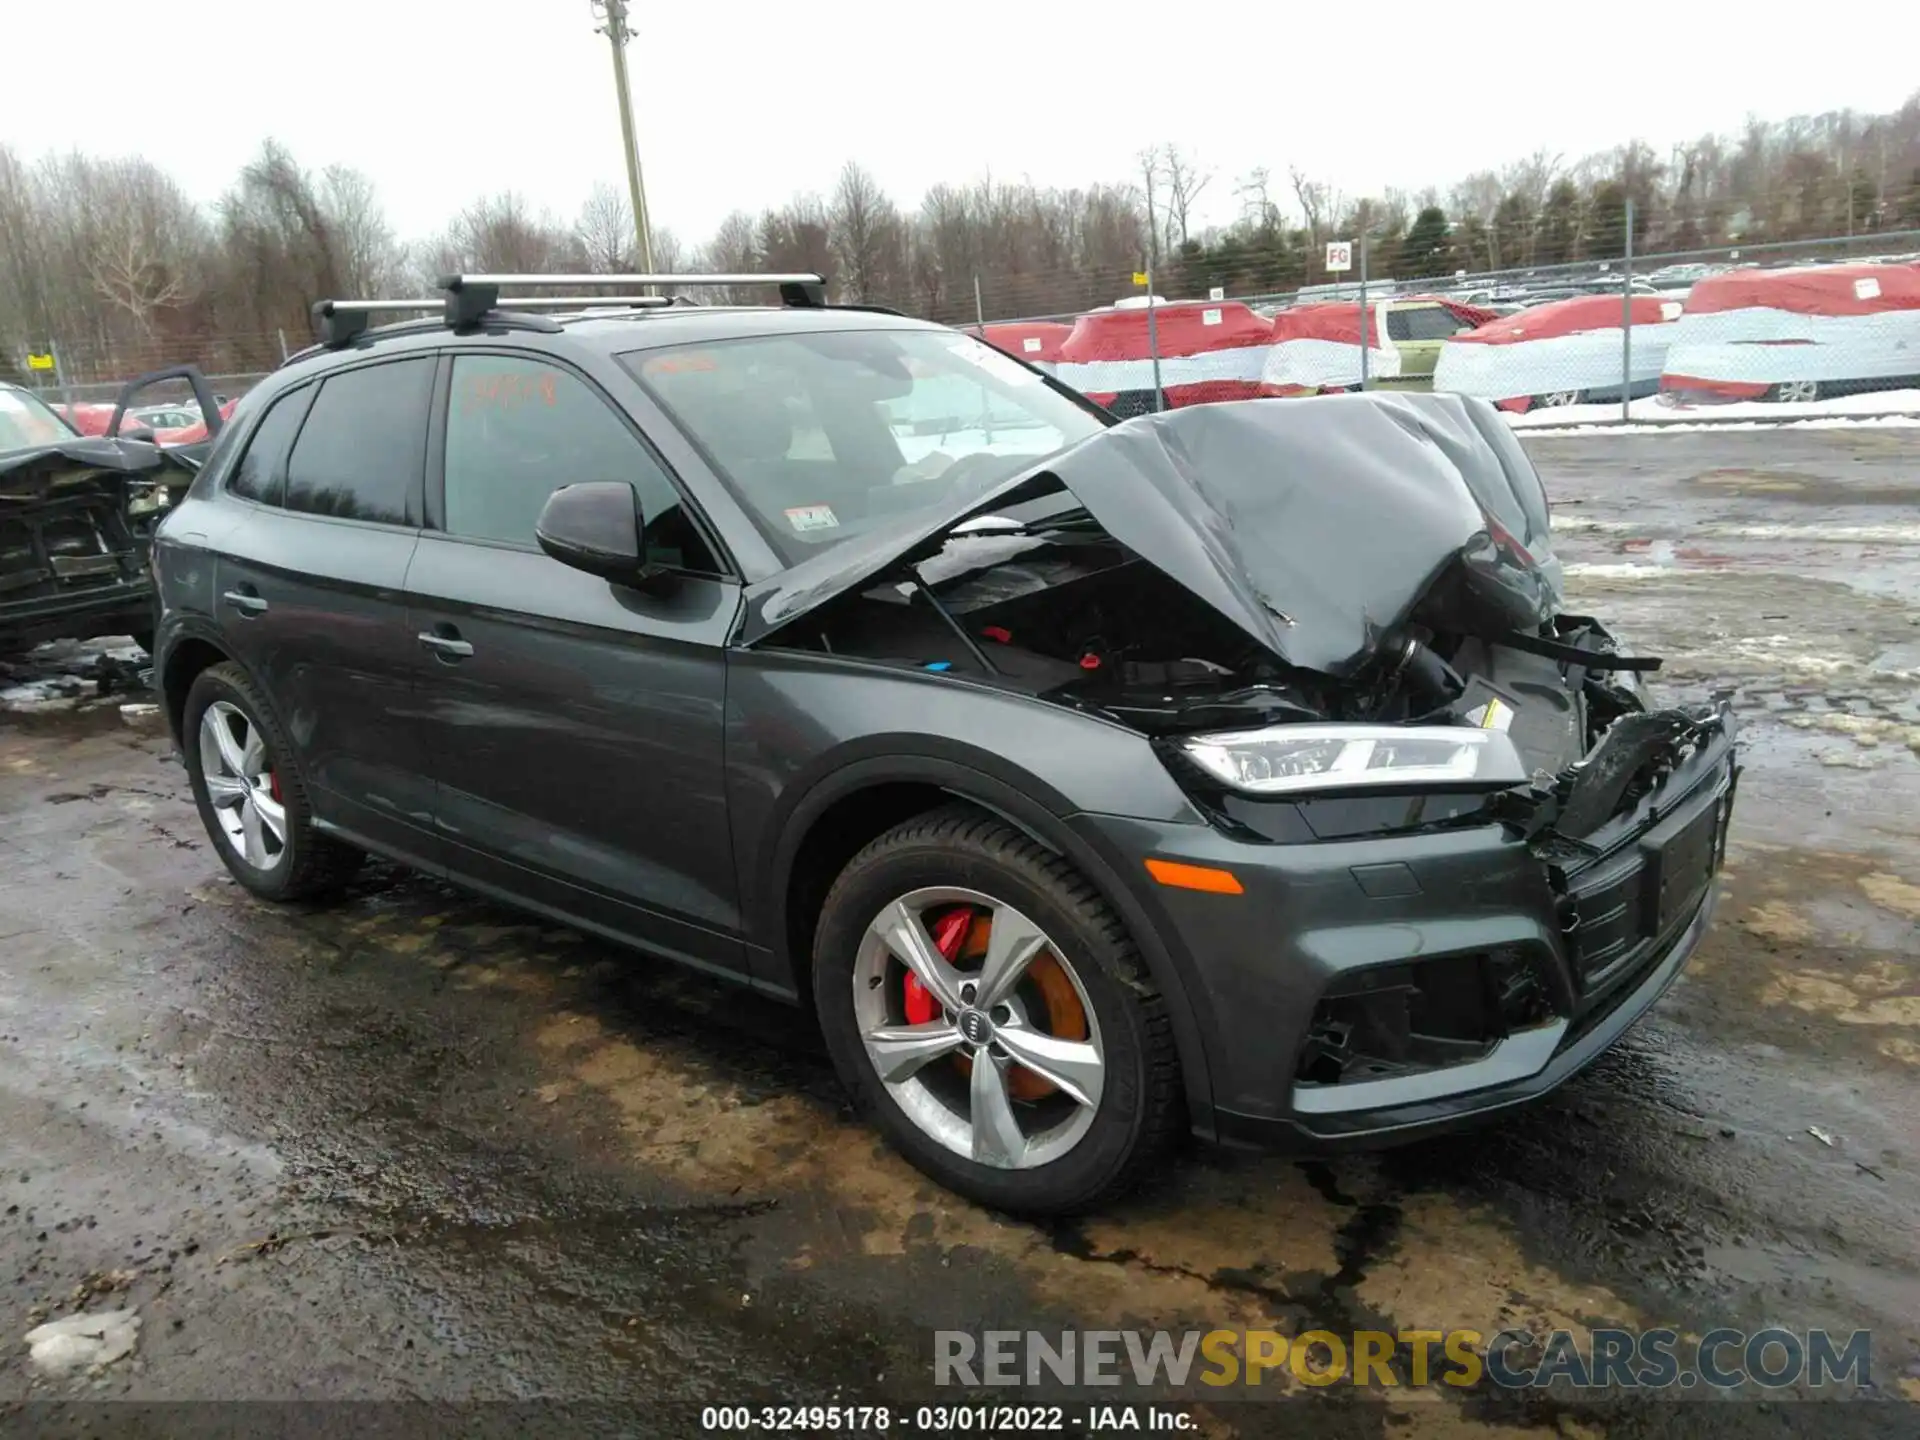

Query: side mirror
[[535, 481, 647, 583]]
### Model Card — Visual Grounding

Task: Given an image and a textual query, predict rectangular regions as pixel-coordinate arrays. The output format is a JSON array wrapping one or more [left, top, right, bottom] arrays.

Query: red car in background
[[52, 395, 237, 445]]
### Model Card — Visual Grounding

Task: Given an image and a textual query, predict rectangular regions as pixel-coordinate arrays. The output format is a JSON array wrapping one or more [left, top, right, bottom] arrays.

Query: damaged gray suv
[[151, 275, 1738, 1214]]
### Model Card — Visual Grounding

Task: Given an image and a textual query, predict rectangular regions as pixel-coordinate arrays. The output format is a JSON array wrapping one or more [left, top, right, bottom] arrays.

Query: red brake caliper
[[904, 909, 970, 1024], [269, 771, 282, 804]]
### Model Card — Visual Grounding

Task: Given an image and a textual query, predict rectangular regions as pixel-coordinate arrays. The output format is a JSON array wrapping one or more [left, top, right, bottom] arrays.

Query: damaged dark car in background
[[1, 367, 224, 657], [153, 308, 1737, 1216]]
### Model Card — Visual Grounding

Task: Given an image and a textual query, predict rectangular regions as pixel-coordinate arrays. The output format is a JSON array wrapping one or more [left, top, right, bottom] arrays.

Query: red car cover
[[1661, 263, 1920, 401], [1053, 301, 1275, 407], [1437, 294, 1684, 412], [979, 322, 1071, 374]]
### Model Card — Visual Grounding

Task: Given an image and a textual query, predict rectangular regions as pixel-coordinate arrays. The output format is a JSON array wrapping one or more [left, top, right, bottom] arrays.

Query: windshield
[[0, 385, 75, 452], [624, 328, 1106, 565]]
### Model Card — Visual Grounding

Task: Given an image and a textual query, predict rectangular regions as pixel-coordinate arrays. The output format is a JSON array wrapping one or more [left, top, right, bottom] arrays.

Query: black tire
[[182, 660, 364, 901], [812, 804, 1184, 1214]]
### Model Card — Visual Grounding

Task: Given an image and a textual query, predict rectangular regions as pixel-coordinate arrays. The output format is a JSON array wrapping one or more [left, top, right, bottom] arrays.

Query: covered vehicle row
[[977, 261, 1920, 412]]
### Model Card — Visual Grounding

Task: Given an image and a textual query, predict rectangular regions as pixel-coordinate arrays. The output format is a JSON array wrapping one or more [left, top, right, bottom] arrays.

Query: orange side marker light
[[1145, 859, 1245, 895]]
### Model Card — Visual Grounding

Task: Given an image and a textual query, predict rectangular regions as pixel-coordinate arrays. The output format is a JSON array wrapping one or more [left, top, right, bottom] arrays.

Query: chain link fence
[[14, 226, 1919, 429], [962, 225, 1920, 423]]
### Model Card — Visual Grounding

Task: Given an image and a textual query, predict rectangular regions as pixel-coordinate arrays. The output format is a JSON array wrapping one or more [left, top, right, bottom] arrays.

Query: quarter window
[[442, 355, 719, 572], [284, 358, 433, 525], [225, 387, 310, 505]]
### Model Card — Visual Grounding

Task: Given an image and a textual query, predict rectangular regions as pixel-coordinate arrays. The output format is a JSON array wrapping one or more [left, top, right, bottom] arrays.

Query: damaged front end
[[745, 392, 1739, 1130], [0, 438, 175, 653]]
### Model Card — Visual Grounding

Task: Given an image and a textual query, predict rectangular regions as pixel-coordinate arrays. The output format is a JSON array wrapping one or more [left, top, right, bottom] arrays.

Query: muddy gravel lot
[[2, 428, 1917, 1437]]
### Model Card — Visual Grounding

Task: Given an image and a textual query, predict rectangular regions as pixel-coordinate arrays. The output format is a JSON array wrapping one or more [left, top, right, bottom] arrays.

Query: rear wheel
[[1537, 388, 1584, 409], [813, 805, 1183, 1214], [182, 662, 364, 901], [1770, 379, 1820, 403]]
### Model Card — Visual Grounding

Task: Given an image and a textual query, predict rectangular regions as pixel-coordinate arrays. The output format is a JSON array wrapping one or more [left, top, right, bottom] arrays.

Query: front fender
[[726, 648, 1223, 1133]]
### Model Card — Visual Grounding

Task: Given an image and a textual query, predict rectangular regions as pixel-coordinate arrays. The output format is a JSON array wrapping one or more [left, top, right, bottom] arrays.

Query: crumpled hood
[[0, 436, 167, 495], [743, 391, 1563, 676]]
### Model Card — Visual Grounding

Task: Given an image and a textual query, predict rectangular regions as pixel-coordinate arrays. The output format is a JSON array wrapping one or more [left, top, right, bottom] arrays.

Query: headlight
[[1179, 724, 1528, 796]]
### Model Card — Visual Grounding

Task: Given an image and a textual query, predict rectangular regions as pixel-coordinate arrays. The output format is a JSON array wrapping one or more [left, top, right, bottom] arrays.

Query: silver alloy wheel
[[1774, 378, 1819, 403], [198, 700, 288, 871], [1539, 389, 1583, 409], [852, 886, 1104, 1171]]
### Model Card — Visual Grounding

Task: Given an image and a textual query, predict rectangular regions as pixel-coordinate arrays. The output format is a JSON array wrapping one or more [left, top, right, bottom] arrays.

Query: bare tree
[[90, 226, 188, 335], [433, 192, 584, 280], [1236, 167, 1279, 228], [830, 160, 902, 303], [576, 182, 635, 272], [1160, 145, 1213, 249], [320, 165, 403, 296], [1289, 167, 1339, 249], [1137, 146, 1164, 269]]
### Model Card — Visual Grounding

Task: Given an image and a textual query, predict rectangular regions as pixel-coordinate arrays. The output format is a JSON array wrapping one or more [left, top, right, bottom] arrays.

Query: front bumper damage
[[0, 440, 171, 652], [1078, 702, 1739, 1149]]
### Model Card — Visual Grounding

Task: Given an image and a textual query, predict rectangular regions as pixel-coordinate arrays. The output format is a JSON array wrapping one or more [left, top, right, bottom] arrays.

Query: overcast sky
[[10, 1, 1917, 246]]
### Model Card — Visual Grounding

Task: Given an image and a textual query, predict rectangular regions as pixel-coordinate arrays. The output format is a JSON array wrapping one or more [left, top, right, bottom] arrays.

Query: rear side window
[[442, 354, 720, 572], [1387, 307, 1470, 342], [225, 387, 310, 506], [284, 358, 433, 525]]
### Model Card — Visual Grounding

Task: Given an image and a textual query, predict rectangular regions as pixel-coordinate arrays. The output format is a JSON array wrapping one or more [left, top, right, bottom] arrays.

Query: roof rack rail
[[492, 294, 690, 311], [310, 298, 442, 348], [307, 270, 823, 352], [437, 271, 826, 324]]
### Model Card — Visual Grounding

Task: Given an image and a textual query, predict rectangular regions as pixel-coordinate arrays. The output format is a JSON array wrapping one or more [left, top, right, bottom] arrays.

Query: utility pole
[[591, 1, 654, 272]]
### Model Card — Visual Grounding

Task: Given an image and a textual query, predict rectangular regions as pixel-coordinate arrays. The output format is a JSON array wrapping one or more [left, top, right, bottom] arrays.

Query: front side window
[[226, 386, 311, 505], [624, 328, 1106, 566], [0, 386, 75, 453], [284, 358, 433, 525], [441, 355, 719, 572]]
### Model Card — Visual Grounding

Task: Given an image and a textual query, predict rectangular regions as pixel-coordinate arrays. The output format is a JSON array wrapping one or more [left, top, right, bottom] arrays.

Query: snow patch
[[1508, 387, 1920, 429], [24, 1309, 140, 1375]]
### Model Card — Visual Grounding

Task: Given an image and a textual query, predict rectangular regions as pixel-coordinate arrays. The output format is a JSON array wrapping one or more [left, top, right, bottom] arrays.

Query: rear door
[[405, 348, 748, 977], [211, 355, 440, 864], [1386, 303, 1478, 385]]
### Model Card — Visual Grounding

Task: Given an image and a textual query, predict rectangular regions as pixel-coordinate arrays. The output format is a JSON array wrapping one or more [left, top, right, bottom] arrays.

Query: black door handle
[[418, 629, 474, 660], [222, 588, 267, 617]]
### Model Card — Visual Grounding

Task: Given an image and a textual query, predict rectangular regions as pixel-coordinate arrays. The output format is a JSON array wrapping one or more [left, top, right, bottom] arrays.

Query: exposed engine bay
[[751, 393, 1733, 844]]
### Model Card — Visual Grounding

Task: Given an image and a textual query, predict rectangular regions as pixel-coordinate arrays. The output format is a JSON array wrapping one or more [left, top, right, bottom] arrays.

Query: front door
[[405, 350, 748, 978]]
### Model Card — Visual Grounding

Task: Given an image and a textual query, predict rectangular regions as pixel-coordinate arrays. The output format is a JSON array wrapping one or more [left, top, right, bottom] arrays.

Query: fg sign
[[1324, 241, 1353, 273]]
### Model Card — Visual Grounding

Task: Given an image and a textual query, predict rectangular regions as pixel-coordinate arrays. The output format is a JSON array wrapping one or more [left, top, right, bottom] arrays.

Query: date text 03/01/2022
[[699, 1404, 1196, 1431]]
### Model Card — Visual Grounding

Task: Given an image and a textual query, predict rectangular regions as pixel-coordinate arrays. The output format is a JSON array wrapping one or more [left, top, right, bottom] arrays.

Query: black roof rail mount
[[438, 275, 500, 329], [311, 298, 441, 350]]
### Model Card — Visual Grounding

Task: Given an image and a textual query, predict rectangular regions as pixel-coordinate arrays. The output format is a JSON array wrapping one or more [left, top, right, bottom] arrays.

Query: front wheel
[[1536, 388, 1584, 410], [1770, 379, 1820, 403], [813, 805, 1184, 1214]]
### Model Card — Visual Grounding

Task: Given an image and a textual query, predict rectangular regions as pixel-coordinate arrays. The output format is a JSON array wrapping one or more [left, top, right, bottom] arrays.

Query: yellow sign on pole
[[25, 352, 54, 372], [1132, 272, 1149, 287]]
